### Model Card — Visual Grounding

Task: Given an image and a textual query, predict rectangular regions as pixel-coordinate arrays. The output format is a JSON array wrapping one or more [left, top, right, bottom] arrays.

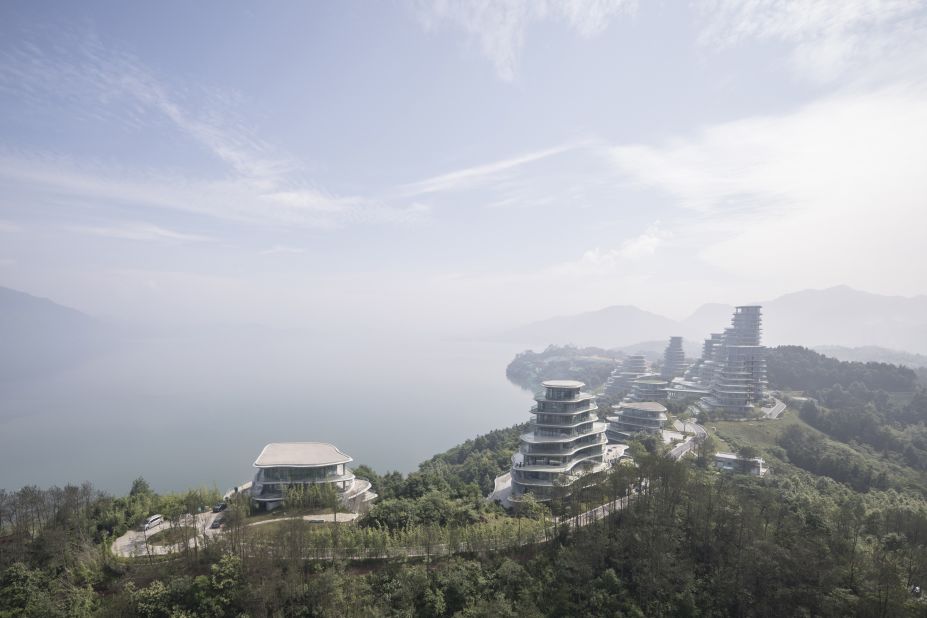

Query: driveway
[[668, 422, 707, 460], [111, 511, 221, 558]]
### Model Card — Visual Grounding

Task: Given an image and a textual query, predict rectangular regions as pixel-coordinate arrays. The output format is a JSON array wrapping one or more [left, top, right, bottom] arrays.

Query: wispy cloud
[[0, 31, 429, 232], [696, 0, 927, 83], [70, 222, 213, 243], [0, 32, 292, 188], [412, 0, 636, 80], [548, 222, 671, 277], [618, 222, 670, 260], [398, 141, 588, 196]]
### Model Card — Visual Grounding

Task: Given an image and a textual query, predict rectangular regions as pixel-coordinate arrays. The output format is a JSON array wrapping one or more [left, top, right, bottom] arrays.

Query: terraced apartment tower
[[510, 380, 608, 501], [688, 332, 723, 386], [700, 306, 768, 415], [603, 355, 649, 399], [660, 336, 688, 380]]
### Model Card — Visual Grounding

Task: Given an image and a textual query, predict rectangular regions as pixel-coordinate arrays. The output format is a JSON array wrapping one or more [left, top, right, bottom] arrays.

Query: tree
[[129, 477, 153, 497], [695, 434, 718, 469]]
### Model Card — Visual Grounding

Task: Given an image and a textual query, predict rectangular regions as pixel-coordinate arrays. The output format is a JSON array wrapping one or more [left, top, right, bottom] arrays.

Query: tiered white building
[[687, 333, 723, 385], [700, 306, 769, 415], [606, 401, 668, 442], [660, 336, 688, 380], [625, 375, 669, 403], [250, 442, 378, 513], [603, 355, 649, 399], [510, 380, 608, 501]]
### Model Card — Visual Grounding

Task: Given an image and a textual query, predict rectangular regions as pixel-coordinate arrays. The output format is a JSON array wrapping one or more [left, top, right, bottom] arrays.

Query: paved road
[[248, 512, 358, 526], [111, 510, 361, 557], [668, 421, 708, 460], [111, 511, 221, 558]]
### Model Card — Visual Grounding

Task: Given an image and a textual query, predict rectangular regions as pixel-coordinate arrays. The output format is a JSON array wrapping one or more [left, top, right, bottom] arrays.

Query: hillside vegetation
[[6, 347, 927, 615], [506, 345, 620, 392], [764, 346, 927, 486]]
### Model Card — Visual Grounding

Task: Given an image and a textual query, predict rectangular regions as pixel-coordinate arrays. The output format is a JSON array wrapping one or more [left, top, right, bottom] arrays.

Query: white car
[[143, 514, 163, 530]]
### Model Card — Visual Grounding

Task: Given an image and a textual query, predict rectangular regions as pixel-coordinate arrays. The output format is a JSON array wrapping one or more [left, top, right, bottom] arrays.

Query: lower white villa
[[510, 380, 609, 502], [624, 375, 669, 403], [606, 401, 668, 442], [714, 452, 768, 476], [250, 442, 377, 513]]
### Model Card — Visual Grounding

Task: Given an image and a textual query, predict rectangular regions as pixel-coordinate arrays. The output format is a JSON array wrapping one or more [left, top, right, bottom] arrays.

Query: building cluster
[[602, 355, 649, 399], [696, 306, 769, 415], [605, 305, 769, 417], [246, 306, 771, 510]]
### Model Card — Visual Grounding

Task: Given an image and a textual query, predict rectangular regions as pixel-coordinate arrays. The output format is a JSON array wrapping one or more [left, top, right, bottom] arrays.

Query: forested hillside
[[7, 444, 927, 615], [766, 346, 927, 481], [768, 345, 920, 393]]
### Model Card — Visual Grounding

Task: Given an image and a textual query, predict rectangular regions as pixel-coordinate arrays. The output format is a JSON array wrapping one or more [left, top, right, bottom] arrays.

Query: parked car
[[212, 502, 227, 513], [210, 516, 224, 529], [143, 514, 163, 530]]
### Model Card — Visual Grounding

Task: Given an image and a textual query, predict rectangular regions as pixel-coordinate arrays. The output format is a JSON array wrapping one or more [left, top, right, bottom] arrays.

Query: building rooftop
[[715, 452, 765, 463], [253, 442, 353, 468], [616, 401, 667, 412], [542, 379, 585, 389]]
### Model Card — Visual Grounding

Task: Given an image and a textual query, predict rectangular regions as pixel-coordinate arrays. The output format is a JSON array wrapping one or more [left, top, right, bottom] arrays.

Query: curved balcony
[[518, 433, 606, 457], [511, 457, 611, 487], [519, 422, 607, 444], [531, 413, 598, 429]]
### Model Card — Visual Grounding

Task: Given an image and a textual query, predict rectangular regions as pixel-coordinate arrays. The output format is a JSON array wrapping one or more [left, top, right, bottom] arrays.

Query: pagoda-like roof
[[542, 379, 585, 389], [616, 401, 667, 413]]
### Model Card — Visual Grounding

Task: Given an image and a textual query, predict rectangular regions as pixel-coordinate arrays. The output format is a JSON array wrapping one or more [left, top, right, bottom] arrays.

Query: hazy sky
[[1, 1, 926, 334]]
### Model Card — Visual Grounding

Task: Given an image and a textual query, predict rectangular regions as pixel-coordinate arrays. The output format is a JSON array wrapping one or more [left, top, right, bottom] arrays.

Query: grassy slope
[[710, 408, 927, 494]]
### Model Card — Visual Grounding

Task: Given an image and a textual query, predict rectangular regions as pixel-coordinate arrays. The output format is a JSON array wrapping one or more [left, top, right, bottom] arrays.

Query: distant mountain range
[[500, 286, 927, 357], [4, 284, 927, 383], [0, 286, 112, 380]]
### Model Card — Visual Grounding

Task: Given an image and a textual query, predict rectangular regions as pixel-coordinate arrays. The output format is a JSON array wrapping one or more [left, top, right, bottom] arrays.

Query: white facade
[[250, 442, 377, 512], [660, 336, 688, 380], [606, 401, 668, 442], [603, 355, 649, 399], [700, 306, 769, 415], [511, 380, 608, 502], [714, 452, 768, 476]]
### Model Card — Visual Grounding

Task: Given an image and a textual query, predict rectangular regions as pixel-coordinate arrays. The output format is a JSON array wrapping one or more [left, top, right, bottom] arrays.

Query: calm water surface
[[0, 333, 533, 494]]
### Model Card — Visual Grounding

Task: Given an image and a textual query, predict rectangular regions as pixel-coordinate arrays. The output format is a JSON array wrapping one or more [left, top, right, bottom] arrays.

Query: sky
[[1, 0, 927, 335]]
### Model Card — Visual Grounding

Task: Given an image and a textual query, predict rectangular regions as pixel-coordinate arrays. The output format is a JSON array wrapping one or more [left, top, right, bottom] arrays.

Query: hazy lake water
[[0, 333, 533, 495]]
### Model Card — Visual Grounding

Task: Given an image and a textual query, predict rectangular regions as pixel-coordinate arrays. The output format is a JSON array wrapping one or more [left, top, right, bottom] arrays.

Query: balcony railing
[[519, 435, 606, 456]]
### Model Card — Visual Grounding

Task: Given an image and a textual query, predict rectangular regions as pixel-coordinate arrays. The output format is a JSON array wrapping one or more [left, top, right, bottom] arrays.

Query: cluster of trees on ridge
[[763, 346, 927, 493], [505, 345, 621, 392], [6, 441, 927, 615]]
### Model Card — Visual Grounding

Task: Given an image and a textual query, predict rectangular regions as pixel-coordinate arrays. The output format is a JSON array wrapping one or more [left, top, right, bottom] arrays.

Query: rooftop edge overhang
[[253, 442, 354, 468]]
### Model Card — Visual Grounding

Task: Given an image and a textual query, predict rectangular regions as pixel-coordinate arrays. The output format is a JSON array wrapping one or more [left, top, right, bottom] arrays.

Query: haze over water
[[0, 333, 532, 494]]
